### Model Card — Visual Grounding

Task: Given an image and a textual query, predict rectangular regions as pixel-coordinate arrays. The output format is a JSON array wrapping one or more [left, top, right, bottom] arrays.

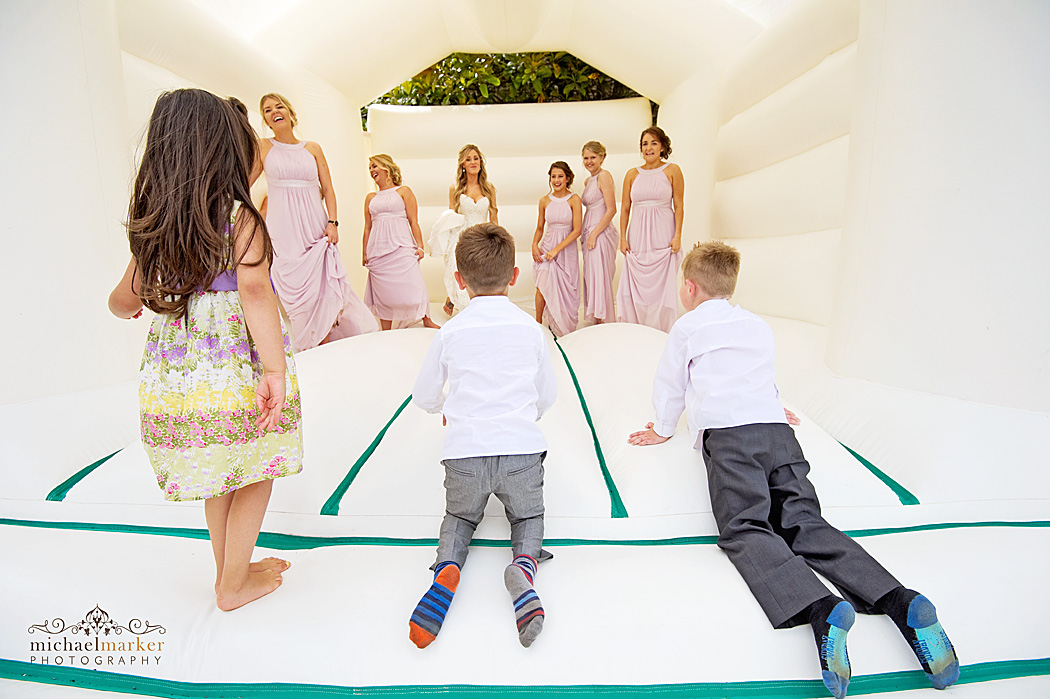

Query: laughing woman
[[253, 92, 377, 350], [362, 154, 439, 330]]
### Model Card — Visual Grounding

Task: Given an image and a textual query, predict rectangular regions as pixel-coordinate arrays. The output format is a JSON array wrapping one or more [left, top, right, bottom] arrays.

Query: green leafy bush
[[363, 52, 655, 128]]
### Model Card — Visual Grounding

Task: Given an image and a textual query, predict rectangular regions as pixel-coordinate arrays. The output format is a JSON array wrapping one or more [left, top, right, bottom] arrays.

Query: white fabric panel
[[729, 230, 840, 327], [720, 0, 859, 123], [830, 0, 1050, 412], [367, 99, 652, 160], [770, 316, 1050, 505], [654, 66, 720, 249], [717, 43, 855, 180], [249, 0, 453, 106], [712, 135, 849, 239], [0, 0, 141, 406], [3, 520, 1046, 690]]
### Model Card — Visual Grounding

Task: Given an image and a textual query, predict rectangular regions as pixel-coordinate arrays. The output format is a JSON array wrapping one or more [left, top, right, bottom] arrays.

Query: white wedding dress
[[428, 194, 491, 311]]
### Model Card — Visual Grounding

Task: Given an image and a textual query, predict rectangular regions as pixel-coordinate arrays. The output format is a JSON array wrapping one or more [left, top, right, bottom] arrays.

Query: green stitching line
[[2, 518, 1046, 550], [838, 442, 921, 506], [1, 657, 1048, 697], [551, 335, 628, 519], [45, 449, 123, 502], [320, 395, 413, 516]]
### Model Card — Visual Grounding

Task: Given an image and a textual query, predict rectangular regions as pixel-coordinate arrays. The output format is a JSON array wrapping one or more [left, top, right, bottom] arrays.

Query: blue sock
[[878, 587, 959, 689], [409, 561, 460, 649], [808, 595, 855, 699]]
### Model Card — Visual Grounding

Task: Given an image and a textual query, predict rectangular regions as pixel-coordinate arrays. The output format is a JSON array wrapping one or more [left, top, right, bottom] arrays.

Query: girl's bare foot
[[216, 570, 283, 611], [423, 316, 440, 329], [250, 557, 291, 573]]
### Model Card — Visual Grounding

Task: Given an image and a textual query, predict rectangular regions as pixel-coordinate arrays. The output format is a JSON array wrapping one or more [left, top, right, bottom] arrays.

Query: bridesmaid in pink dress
[[532, 161, 583, 337], [616, 126, 685, 332], [362, 154, 439, 330], [254, 93, 377, 351], [580, 141, 619, 324]]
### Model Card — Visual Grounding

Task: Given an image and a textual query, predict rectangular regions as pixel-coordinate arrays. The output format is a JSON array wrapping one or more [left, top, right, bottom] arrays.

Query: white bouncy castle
[[2, 0, 1049, 697]]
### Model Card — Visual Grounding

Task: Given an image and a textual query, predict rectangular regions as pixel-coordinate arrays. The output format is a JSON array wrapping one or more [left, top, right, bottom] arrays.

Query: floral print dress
[[138, 281, 304, 502]]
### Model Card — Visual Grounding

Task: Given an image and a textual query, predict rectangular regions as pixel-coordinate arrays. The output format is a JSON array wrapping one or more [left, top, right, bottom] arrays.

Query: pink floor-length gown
[[580, 174, 619, 323], [534, 193, 579, 337], [364, 187, 429, 326], [615, 162, 681, 332], [264, 139, 377, 351]]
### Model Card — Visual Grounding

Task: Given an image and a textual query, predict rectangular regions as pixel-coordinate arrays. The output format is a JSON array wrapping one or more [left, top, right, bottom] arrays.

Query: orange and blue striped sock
[[504, 554, 544, 648], [409, 561, 460, 649]]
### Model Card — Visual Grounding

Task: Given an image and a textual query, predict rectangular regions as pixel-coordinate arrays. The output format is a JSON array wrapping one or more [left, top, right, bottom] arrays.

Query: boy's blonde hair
[[455, 222, 515, 294], [682, 240, 740, 298]]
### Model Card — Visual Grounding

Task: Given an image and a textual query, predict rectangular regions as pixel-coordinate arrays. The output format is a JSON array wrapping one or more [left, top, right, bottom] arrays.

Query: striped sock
[[504, 555, 544, 647], [408, 561, 460, 649], [877, 587, 959, 690], [808, 595, 855, 699]]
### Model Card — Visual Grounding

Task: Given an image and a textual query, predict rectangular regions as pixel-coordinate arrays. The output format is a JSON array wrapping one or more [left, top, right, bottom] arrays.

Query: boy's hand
[[628, 422, 669, 446]]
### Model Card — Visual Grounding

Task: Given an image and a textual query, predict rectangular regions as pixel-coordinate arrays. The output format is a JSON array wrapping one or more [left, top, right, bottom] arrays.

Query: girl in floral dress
[[109, 90, 303, 612]]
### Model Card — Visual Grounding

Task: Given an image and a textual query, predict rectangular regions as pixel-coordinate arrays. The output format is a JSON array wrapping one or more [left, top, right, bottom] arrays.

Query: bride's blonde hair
[[452, 144, 497, 220]]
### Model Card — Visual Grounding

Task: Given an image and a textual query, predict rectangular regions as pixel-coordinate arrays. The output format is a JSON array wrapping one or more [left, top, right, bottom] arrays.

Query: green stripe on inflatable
[[2, 517, 1047, 550], [45, 449, 123, 502], [838, 442, 920, 506], [551, 335, 628, 519], [320, 395, 413, 516], [1, 657, 1048, 697]]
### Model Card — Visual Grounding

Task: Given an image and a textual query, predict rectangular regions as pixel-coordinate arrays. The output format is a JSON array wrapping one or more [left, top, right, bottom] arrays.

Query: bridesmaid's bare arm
[[400, 186, 426, 260], [620, 169, 637, 254], [306, 141, 339, 244], [666, 163, 685, 253]]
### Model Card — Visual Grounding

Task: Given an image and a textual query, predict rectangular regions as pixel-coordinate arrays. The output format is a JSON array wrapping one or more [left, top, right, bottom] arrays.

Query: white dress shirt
[[412, 295, 557, 460], [652, 298, 787, 448]]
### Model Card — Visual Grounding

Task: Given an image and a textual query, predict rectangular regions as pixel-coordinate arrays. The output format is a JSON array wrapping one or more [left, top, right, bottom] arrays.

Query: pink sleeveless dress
[[534, 193, 579, 337], [264, 139, 377, 351], [580, 173, 619, 323], [616, 163, 681, 332], [364, 187, 429, 326]]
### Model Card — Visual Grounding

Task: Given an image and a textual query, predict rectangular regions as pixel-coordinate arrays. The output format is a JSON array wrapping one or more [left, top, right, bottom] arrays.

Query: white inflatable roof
[[2, 0, 1049, 697]]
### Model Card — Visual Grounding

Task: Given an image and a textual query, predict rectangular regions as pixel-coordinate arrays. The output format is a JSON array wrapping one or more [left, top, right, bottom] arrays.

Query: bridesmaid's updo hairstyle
[[581, 140, 607, 158], [369, 154, 403, 186], [548, 161, 575, 189], [259, 92, 298, 128], [639, 126, 672, 160]]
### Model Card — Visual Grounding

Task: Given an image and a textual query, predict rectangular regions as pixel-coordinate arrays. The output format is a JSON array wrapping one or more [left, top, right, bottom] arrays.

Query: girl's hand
[[628, 422, 669, 446], [325, 222, 339, 245], [671, 235, 681, 253], [587, 233, 599, 250], [532, 243, 543, 263], [362, 254, 368, 266], [255, 372, 287, 432], [785, 408, 801, 426], [415, 246, 425, 261], [620, 238, 630, 255], [544, 248, 558, 261]]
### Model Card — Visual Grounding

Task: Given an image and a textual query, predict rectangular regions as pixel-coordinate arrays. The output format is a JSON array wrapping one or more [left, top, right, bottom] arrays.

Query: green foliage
[[362, 52, 655, 129]]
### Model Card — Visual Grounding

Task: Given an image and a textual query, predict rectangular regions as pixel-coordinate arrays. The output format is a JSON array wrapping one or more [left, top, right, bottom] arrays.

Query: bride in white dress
[[428, 144, 499, 314]]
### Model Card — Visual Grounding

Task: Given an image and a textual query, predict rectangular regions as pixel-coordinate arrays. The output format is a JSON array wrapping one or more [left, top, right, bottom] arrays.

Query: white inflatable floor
[[2, 324, 1048, 697]]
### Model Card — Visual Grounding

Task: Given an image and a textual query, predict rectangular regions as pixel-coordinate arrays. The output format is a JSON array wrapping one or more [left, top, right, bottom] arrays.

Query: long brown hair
[[127, 89, 270, 316], [452, 144, 498, 220]]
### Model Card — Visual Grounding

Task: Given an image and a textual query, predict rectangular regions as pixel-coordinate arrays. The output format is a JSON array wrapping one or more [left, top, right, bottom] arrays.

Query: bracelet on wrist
[[328, 220, 338, 227]]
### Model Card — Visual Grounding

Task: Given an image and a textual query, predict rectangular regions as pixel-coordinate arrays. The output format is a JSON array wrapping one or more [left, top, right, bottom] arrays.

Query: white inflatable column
[[830, 0, 1050, 412], [1, 0, 137, 404]]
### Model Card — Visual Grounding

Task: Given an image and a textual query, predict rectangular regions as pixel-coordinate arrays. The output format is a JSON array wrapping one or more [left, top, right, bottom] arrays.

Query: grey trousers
[[434, 451, 548, 569], [701, 423, 901, 629]]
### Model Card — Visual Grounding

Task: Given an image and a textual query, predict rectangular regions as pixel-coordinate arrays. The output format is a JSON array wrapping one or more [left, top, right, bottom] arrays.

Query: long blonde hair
[[452, 144, 497, 220]]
